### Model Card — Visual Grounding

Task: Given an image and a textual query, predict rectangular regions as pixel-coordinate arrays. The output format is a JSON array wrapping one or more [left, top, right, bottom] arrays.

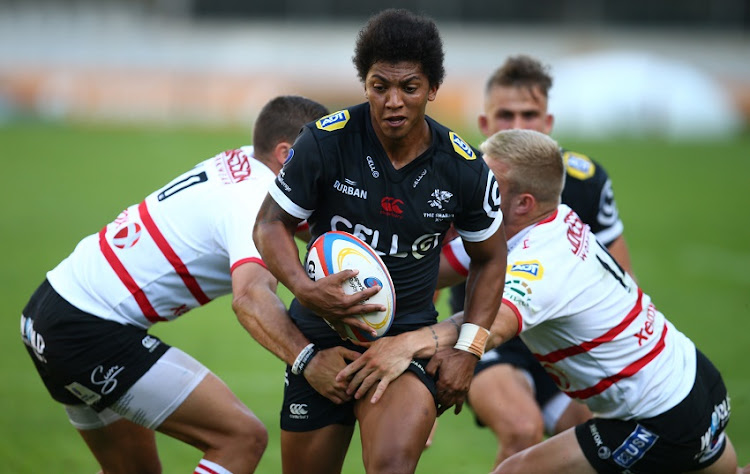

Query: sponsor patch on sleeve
[[449, 132, 476, 160], [316, 110, 350, 131], [507, 260, 544, 280], [563, 151, 596, 180]]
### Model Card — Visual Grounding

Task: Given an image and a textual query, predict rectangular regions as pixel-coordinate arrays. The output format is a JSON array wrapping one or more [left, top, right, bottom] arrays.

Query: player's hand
[[304, 346, 363, 404], [297, 269, 384, 324], [335, 333, 414, 403], [426, 348, 479, 416]]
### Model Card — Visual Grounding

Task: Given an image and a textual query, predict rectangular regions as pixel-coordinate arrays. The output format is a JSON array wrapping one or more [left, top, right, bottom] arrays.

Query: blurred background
[[2, 2, 750, 472], [1, 0, 748, 138]]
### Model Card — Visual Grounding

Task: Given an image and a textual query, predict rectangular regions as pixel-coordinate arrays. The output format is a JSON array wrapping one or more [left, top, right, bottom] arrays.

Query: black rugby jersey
[[560, 149, 623, 246], [269, 102, 502, 323]]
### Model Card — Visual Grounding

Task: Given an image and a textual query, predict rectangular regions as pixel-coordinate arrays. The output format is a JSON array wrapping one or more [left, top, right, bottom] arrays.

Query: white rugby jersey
[[47, 146, 274, 329], [443, 204, 696, 419]]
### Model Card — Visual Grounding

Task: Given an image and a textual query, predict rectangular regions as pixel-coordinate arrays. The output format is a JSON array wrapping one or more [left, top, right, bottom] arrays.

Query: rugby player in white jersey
[[340, 129, 748, 474], [19, 96, 364, 474]]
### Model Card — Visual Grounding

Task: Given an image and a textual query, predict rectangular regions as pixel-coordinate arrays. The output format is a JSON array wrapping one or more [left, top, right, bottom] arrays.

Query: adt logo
[[507, 261, 544, 280], [449, 132, 475, 160], [316, 110, 350, 131]]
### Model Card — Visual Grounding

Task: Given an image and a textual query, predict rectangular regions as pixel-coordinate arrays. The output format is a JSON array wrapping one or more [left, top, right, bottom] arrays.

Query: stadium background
[[1, 1, 748, 472]]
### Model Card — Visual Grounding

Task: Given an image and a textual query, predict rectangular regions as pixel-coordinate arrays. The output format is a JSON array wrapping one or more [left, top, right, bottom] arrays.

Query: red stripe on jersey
[[231, 257, 267, 273], [563, 323, 668, 400], [502, 298, 523, 335], [194, 462, 220, 474], [138, 201, 211, 306], [98, 227, 165, 323], [442, 243, 469, 277], [534, 288, 644, 364]]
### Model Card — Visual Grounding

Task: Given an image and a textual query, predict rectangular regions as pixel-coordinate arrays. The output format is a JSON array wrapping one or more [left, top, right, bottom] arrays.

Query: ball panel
[[305, 231, 395, 341]]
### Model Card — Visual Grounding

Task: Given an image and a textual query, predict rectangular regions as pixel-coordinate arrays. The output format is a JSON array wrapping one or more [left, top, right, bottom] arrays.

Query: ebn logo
[[289, 403, 308, 416]]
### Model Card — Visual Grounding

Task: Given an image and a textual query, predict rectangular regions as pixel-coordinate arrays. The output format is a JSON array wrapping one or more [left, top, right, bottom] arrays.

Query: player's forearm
[[233, 286, 309, 366], [402, 315, 465, 359]]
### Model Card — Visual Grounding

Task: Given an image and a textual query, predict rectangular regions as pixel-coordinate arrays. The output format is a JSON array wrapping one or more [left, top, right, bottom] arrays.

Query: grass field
[[1, 120, 748, 473]]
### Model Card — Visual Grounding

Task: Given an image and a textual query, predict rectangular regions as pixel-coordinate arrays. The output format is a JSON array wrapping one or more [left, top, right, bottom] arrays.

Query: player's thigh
[[553, 398, 592, 434], [355, 372, 436, 464], [77, 418, 160, 474], [281, 425, 355, 474], [494, 427, 596, 474], [469, 364, 543, 432], [157, 371, 265, 450]]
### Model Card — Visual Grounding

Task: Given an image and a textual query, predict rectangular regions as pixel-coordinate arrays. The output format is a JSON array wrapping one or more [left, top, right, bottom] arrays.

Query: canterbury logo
[[289, 403, 308, 416]]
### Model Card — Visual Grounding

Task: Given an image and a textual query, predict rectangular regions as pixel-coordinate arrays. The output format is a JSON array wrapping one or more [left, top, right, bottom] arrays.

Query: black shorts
[[21, 280, 170, 411], [280, 299, 438, 432], [474, 336, 560, 408], [575, 349, 730, 473]]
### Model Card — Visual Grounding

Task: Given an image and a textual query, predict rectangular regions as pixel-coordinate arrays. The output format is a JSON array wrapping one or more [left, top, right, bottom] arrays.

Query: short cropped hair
[[353, 8, 445, 87], [253, 96, 329, 156], [485, 55, 553, 99], [480, 129, 564, 205]]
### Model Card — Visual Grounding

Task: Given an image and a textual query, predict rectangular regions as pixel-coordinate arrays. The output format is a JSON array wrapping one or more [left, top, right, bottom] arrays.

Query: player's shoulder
[[308, 103, 368, 137], [206, 145, 275, 185], [428, 116, 484, 169], [561, 147, 610, 182]]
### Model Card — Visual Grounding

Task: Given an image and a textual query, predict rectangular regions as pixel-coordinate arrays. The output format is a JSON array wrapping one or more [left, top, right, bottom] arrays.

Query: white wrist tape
[[453, 323, 490, 358], [291, 343, 318, 376]]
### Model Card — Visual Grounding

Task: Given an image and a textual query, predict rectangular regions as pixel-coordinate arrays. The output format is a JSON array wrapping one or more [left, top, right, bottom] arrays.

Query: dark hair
[[486, 55, 553, 98], [253, 96, 329, 156], [353, 8, 445, 87]]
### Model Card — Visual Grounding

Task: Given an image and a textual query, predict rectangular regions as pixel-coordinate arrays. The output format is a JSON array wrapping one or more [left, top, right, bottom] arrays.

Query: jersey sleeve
[[268, 126, 325, 220], [454, 162, 503, 242], [442, 237, 470, 277], [502, 253, 561, 332]]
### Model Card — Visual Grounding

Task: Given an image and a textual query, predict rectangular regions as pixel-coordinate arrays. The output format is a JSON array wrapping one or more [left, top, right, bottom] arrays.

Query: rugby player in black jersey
[[444, 55, 636, 467], [253, 9, 507, 474]]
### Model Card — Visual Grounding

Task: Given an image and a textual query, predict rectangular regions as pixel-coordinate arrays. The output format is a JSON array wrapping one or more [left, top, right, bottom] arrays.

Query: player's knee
[[365, 453, 418, 474], [498, 416, 544, 452], [235, 414, 268, 459]]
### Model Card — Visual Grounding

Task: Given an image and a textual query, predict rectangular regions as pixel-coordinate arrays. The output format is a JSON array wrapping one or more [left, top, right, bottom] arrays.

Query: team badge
[[449, 132, 476, 160], [507, 260, 544, 280], [112, 222, 142, 249], [563, 151, 596, 180], [316, 110, 350, 131]]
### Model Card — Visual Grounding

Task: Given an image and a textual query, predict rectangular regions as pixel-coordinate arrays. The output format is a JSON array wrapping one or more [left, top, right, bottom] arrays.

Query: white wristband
[[291, 343, 318, 375], [453, 323, 490, 358]]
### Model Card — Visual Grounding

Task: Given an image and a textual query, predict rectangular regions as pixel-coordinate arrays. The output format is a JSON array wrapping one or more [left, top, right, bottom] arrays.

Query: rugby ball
[[305, 231, 395, 341]]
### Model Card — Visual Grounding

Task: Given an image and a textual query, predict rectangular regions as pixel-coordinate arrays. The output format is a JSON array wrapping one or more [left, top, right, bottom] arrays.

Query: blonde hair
[[480, 129, 564, 205]]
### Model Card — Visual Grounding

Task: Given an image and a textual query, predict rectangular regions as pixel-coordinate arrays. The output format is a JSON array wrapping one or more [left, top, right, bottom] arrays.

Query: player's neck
[[377, 119, 431, 170]]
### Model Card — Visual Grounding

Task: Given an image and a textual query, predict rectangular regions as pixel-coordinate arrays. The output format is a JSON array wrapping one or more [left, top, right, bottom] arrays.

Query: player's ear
[[273, 142, 292, 167], [478, 114, 490, 138], [515, 193, 536, 215], [544, 113, 554, 135]]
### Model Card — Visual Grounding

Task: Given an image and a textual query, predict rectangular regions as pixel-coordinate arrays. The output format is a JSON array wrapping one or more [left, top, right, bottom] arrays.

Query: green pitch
[[1, 121, 748, 472]]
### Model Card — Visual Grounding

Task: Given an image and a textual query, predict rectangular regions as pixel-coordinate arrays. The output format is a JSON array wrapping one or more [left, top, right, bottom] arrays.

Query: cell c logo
[[289, 403, 308, 416]]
